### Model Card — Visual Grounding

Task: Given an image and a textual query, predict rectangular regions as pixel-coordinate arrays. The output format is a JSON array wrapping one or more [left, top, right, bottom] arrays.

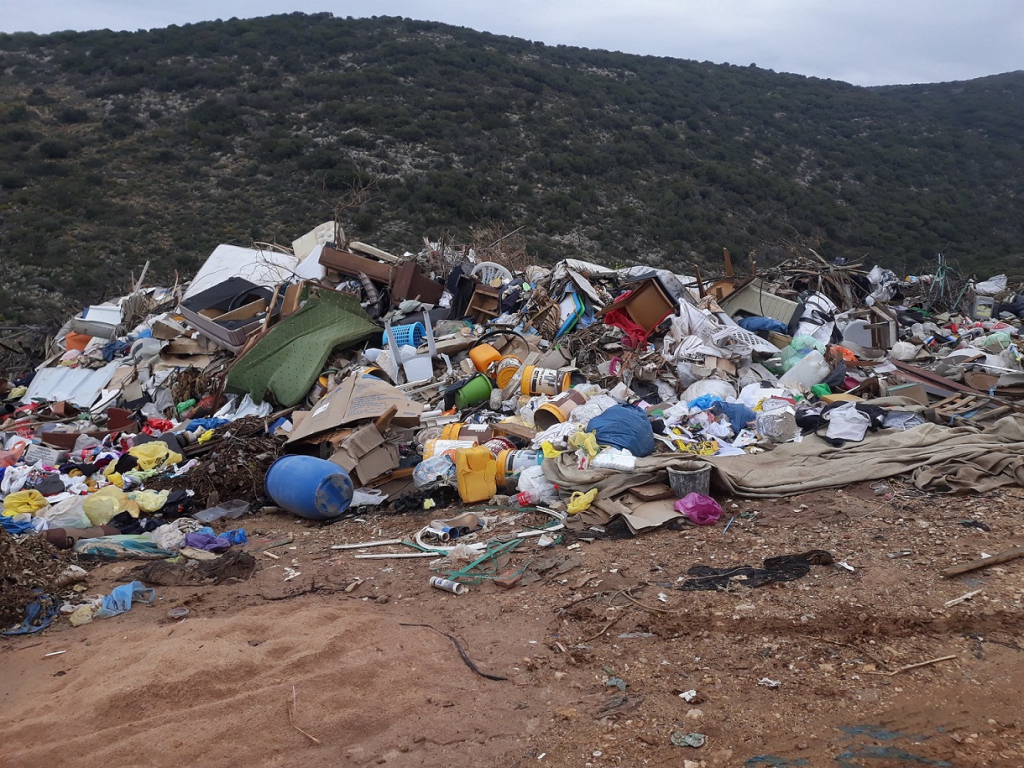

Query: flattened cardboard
[[164, 336, 218, 356], [287, 374, 422, 443], [152, 317, 188, 340], [882, 382, 928, 405], [353, 444, 400, 484]]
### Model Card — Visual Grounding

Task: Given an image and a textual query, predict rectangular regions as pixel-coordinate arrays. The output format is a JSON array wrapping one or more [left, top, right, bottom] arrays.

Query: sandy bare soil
[[3, 482, 1023, 768]]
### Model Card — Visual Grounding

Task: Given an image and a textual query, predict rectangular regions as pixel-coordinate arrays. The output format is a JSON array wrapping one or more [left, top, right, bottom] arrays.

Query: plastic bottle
[[778, 349, 830, 389]]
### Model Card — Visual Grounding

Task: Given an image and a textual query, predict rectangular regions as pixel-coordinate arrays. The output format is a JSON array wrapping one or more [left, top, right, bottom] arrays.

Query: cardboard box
[[597, 278, 675, 338], [164, 335, 218, 356], [23, 444, 69, 465], [884, 382, 928, 405], [327, 424, 400, 484], [152, 317, 188, 340], [703, 355, 737, 376], [287, 374, 422, 444]]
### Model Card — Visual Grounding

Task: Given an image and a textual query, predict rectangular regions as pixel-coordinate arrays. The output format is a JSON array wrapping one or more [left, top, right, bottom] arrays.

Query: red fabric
[[603, 306, 649, 348]]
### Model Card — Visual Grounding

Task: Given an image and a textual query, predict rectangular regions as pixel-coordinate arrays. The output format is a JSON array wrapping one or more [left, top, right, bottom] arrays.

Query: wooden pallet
[[932, 393, 1014, 424]]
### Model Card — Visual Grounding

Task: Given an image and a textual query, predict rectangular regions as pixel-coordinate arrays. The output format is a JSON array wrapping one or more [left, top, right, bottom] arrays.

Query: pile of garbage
[[3, 222, 1024, 628]]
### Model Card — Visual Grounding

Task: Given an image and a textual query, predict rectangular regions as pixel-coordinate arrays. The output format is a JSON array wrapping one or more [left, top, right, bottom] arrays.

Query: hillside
[[1, 13, 1023, 326]]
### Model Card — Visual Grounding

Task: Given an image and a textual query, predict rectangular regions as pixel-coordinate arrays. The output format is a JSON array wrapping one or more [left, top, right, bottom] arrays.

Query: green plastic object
[[226, 290, 380, 407], [810, 383, 831, 398]]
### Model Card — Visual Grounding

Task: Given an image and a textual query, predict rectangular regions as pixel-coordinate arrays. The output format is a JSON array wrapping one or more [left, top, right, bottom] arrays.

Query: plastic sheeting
[[21, 361, 121, 409]]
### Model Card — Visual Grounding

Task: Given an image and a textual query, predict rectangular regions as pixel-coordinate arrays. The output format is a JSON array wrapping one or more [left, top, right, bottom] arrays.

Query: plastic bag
[[2, 489, 49, 515], [566, 488, 597, 515], [35, 496, 91, 529], [126, 489, 169, 513], [95, 581, 155, 619], [413, 455, 456, 489], [128, 442, 182, 471], [516, 465, 557, 503], [588, 405, 656, 457], [351, 488, 389, 506], [824, 402, 870, 442], [974, 275, 1007, 296], [83, 486, 137, 526], [756, 406, 798, 443], [674, 493, 723, 525]]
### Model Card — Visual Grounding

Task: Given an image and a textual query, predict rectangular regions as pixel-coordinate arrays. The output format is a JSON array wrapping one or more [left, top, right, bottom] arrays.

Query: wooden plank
[[941, 547, 1024, 578]]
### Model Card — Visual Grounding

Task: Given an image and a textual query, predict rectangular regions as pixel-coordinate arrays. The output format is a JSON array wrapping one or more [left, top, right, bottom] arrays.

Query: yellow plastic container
[[455, 446, 497, 503], [423, 439, 477, 459], [469, 343, 502, 373]]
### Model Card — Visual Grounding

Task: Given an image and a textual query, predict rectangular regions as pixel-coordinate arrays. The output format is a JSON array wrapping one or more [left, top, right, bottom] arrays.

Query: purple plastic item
[[674, 493, 723, 526], [183, 532, 231, 552]]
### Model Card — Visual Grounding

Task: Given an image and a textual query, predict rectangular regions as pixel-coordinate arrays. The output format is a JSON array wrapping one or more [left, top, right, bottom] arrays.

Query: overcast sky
[[3, 1, 1022, 86]]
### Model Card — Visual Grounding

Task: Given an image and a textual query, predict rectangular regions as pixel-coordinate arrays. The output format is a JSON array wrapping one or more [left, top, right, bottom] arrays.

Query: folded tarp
[[226, 290, 380, 407], [544, 415, 1024, 498]]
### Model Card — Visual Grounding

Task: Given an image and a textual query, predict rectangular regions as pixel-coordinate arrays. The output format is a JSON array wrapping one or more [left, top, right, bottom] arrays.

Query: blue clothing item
[[588, 404, 656, 457], [713, 401, 758, 430], [737, 316, 789, 335], [187, 417, 230, 432], [102, 340, 131, 361], [221, 529, 247, 545], [96, 580, 155, 619], [1, 515, 34, 536], [2, 592, 60, 636]]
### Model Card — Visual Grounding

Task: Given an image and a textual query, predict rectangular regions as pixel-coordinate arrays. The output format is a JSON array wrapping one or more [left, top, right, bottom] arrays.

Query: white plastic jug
[[778, 349, 830, 389]]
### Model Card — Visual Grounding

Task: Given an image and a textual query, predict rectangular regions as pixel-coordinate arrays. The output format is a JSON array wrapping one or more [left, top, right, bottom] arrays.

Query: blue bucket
[[264, 455, 353, 521], [382, 322, 425, 348]]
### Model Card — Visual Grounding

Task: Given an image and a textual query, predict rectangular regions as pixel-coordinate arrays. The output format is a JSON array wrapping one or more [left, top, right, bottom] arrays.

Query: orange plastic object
[[468, 343, 501, 373], [64, 332, 92, 352], [829, 345, 858, 363]]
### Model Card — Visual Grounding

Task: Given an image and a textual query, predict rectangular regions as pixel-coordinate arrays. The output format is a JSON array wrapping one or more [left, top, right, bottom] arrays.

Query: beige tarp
[[543, 415, 1024, 498]]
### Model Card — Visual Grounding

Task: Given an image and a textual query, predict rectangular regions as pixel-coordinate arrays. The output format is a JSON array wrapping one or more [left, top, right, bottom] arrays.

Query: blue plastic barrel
[[382, 322, 425, 348], [264, 455, 353, 521]]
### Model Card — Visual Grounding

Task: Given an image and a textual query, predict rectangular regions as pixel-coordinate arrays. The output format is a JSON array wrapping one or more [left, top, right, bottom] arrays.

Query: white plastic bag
[[34, 496, 92, 529], [824, 403, 870, 442], [351, 488, 389, 506], [516, 465, 557, 503], [974, 275, 1007, 296]]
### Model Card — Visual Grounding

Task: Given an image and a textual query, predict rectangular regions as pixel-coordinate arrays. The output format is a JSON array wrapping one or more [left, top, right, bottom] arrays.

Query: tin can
[[492, 355, 523, 388], [429, 576, 467, 595], [520, 365, 571, 396]]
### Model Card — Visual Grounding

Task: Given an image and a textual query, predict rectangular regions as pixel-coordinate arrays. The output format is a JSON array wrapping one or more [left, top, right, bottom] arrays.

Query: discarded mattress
[[226, 290, 380, 407]]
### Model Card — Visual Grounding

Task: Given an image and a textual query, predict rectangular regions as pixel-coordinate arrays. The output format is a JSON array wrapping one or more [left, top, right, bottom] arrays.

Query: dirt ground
[[2, 481, 1023, 768]]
